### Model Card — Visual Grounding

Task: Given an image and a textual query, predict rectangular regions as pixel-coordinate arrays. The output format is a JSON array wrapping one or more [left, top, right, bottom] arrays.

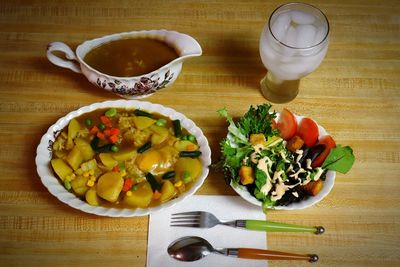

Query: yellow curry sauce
[[50, 108, 202, 209], [83, 38, 179, 77]]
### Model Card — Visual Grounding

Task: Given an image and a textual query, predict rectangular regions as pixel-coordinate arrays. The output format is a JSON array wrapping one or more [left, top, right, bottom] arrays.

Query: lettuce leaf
[[218, 104, 277, 186], [322, 145, 355, 174], [217, 107, 249, 146]]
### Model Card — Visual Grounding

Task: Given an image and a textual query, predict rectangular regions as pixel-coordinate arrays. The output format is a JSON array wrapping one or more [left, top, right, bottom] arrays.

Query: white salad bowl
[[230, 113, 336, 210], [35, 100, 212, 217]]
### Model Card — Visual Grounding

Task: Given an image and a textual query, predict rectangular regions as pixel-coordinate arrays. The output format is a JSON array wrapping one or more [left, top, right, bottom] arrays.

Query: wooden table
[[0, 1, 399, 266]]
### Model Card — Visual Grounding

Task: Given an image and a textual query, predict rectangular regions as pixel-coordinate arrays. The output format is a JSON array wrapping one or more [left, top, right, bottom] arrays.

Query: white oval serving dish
[[36, 100, 211, 217]]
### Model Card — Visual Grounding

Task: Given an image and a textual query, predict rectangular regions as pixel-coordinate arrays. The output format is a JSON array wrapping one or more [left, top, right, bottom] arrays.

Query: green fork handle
[[244, 220, 325, 234]]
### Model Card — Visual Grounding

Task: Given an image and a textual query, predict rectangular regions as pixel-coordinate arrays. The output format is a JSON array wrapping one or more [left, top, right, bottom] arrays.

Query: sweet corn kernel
[[120, 170, 127, 177], [83, 172, 90, 178], [126, 191, 132, 196], [89, 176, 96, 181], [86, 180, 95, 187], [174, 181, 183, 187], [65, 173, 76, 182]]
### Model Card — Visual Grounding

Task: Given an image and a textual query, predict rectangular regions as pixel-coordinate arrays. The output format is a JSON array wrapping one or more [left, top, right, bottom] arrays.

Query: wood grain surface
[[0, 1, 399, 266]]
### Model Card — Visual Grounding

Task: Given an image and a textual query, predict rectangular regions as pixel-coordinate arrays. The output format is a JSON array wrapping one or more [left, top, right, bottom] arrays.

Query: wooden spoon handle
[[237, 248, 318, 262]]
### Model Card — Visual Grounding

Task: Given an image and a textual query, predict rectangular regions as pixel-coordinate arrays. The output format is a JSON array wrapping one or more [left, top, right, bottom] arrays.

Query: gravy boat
[[46, 30, 202, 99]]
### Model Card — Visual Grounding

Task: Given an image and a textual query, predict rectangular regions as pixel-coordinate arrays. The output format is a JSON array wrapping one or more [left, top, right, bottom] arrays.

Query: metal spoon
[[167, 236, 318, 262]]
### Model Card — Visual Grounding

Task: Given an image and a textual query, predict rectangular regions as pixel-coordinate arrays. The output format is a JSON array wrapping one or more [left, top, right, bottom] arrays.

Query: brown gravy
[[83, 38, 179, 77]]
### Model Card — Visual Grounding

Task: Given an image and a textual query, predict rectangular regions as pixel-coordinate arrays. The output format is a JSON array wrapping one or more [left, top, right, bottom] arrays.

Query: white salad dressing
[[306, 159, 312, 170], [260, 178, 272, 194], [313, 167, 324, 181], [257, 157, 273, 177], [250, 138, 325, 203]]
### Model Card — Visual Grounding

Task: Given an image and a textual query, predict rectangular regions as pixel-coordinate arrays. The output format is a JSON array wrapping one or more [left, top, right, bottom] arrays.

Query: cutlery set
[[168, 211, 324, 263]]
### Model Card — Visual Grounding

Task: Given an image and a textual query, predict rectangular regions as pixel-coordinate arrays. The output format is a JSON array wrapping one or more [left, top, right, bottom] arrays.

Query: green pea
[[98, 123, 106, 131], [105, 108, 117, 117], [182, 171, 192, 183], [156, 118, 167, 127], [118, 162, 125, 170], [188, 134, 196, 142], [131, 184, 138, 191], [111, 145, 119, 152], [64, 180, 72, 191], [85, 118, 93, 127]]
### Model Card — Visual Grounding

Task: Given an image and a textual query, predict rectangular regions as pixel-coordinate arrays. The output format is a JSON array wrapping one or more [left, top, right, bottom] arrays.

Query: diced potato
[[239, 166, 254, 185], [136, 150, 161, 173], [250, 134, 267, 146], [71, 175, 89, 196], [99, 153, 118, 168], [51, 158, 73, 181], [53, 150, 68, 160], [149, 125, 169, 145], [151, 133, 168, 145], [150, 124, 168, 135], [112, 149, 137, 161], [80, 159, 98, 172], [96, 172, 124, 202], [66, 146, 84, 170], [85, 188, 101, 206], [74, 138, 95, 161], [133, 116, 156, 130], [159, 146, 179, 166], [174, 158, 202, 181], [174, 140, 199, 152], [67, 119, 81, 148], [303, 180, 323, 196], [123, 181, 153, 208], [160, 180, 176, 202]]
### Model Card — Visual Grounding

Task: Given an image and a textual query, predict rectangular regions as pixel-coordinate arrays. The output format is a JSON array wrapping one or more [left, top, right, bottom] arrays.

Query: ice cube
[[314, 27, 327, 44], [270, 12, 291, 42], [290, 10, 316, 25], [295, 24, 317, 47], [283, 26, 298, 47]]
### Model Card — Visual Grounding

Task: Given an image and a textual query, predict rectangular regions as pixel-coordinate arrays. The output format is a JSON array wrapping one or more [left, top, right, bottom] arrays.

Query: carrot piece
[[122, 178, 134, 192], [90, 126, 99, 135], [100, 116, 112, 127], [96, 132, 106, 140], [112, 166, 119, 172], [110, 128, 120, 135], [109, 134, 119, 144], [103, 128, 111, 137], [153, 190, 162, 200], [186, 143, 197, 151]]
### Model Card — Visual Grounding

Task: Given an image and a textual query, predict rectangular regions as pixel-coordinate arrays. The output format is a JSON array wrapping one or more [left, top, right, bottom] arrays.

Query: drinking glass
[[259, 3, 330, 103]]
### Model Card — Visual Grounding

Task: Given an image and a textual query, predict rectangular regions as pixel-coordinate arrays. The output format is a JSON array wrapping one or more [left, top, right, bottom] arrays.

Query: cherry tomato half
[[277, 108, 297, 140], [297, 117, 319, 147]]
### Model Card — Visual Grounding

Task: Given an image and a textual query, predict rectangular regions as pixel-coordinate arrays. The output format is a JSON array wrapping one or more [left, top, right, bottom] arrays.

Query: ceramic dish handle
[[244, 220, 325, 234], [46, 42, 81, 73], [236, 248, 318, 262]]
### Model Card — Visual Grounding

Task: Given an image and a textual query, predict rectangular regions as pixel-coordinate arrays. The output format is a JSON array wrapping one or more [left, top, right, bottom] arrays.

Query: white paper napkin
[[147, 195, 268, 267]]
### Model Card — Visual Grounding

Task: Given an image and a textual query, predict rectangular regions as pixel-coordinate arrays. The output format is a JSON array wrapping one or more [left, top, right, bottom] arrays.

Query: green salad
[[218, 103, 355, 210]]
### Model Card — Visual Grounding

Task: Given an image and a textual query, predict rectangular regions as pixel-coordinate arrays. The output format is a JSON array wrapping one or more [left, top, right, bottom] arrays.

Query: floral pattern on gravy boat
[[46, 30, 202, 99]]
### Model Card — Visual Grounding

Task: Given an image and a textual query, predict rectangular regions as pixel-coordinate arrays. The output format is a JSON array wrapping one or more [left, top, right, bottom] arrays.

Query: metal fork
[[170, 211, 324, 234]]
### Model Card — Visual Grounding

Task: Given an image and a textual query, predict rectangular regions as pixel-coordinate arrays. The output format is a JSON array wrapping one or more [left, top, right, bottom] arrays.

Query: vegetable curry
[[50, 108, 203, 209]]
